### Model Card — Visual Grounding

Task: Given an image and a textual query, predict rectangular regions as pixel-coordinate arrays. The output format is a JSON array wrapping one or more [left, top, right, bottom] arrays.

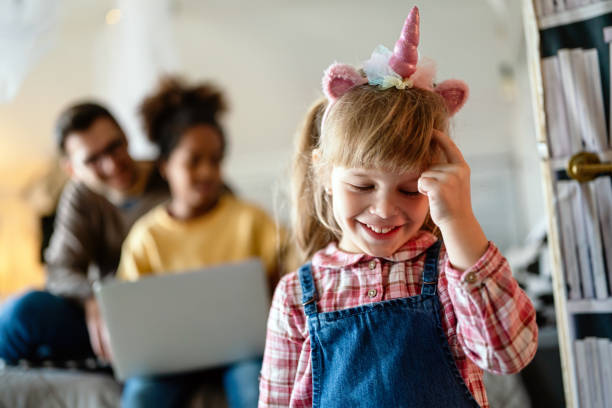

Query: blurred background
[[0, 0, 545, 298]]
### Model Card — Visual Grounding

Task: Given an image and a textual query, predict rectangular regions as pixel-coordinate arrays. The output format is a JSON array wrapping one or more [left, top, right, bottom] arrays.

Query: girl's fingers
[[420, 169, 449, 181], [424, 164, 459, 173], [432, 129, 466, 165], [418, 176, 438, 195]]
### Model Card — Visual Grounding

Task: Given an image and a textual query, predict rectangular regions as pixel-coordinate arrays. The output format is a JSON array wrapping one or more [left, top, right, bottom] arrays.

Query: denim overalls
[[298, 241, 480, 407]]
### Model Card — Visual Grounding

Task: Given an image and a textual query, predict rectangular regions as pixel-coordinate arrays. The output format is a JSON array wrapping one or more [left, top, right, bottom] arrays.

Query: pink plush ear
[[322, 63, 367, 103], [434, 79, 469, 116]]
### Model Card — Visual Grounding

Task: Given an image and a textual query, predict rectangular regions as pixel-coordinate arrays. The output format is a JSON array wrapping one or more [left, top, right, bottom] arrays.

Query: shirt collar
[[312, 230, 439, 269]]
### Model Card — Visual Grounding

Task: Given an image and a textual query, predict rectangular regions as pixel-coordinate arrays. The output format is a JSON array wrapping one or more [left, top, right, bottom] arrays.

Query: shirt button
[[368, 289, 377, 298], [465, 272, 477, 284], [368, 260, 376, 270]]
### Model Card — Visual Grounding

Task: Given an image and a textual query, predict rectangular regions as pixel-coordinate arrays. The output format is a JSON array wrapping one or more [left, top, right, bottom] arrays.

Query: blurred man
[[0, 102, 168, 364]]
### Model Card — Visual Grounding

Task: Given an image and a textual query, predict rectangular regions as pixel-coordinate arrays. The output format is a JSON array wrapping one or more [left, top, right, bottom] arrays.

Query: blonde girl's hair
[[291, 85, 450, 263]]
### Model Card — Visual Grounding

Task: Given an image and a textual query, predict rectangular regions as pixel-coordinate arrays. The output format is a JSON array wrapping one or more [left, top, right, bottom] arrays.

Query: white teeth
[[367, 224, 393, 234]]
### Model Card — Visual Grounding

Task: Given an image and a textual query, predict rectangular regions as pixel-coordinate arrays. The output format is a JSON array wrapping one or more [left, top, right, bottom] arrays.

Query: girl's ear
[[322, 63, 368, 103], [434, 79, 469, 116], [312, 149, 332, 195]]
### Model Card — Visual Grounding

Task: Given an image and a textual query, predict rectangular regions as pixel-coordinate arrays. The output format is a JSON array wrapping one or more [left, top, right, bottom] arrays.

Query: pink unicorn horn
[[389, 6, 420, 79]]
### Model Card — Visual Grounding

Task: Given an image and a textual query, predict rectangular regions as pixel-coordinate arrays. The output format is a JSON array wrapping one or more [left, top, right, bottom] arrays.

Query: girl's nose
[[195, 159, 217, 179], [369, 194, 399, 219]]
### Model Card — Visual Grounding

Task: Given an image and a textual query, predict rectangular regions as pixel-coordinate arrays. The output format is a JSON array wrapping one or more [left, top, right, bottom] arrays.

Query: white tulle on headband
[[363, 45, 437, 91]]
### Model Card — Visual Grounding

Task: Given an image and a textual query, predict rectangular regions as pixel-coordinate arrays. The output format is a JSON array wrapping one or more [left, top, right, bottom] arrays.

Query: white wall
[[0, 0, 546, 251]]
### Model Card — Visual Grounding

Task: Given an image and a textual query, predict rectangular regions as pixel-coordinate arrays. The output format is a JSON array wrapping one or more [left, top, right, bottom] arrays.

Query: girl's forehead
[[332, 166, 421, 181]]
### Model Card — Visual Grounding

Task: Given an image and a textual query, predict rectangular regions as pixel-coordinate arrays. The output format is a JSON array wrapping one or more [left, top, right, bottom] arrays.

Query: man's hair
[[55, 102, 120, 154]]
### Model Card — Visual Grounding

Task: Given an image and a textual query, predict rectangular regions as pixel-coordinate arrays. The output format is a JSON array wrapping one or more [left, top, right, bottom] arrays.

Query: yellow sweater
[[117, 194, 281, 282]]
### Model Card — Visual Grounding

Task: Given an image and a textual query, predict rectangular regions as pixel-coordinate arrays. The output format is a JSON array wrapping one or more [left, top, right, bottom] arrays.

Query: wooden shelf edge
[[567, 298, 612, 314]]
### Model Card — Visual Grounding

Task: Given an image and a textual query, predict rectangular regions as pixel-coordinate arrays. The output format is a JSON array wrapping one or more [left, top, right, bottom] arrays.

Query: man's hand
[[84, 297, 113, 362]]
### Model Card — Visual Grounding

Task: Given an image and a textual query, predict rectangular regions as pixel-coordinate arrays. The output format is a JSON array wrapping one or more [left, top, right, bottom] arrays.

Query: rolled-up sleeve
[[444, 242, 538, 374]]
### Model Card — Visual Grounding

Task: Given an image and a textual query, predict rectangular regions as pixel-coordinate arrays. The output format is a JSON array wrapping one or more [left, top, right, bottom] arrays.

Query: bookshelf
[[523, 1, 612, 407]]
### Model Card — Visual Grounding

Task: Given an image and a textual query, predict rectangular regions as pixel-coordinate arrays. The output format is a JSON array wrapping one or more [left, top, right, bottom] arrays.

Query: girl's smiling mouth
[[359, 222, 403, 239]]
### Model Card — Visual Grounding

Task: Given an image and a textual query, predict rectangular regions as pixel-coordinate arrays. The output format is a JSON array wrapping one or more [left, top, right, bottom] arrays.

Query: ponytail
[[290, 99, 337, 263]]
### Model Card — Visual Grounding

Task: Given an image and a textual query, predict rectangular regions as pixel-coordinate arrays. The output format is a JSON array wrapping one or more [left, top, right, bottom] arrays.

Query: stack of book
[[574, 337, 612, 407], [539, 7, 612, 301], [535, 0, 610, 17]]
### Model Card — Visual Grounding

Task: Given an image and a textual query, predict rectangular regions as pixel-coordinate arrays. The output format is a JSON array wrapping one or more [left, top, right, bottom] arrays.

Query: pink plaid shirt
[[259, 231, 538, 407]]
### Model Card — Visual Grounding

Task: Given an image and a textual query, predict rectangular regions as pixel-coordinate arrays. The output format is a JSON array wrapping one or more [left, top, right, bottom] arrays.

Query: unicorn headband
[[321, 6, 469, 127]]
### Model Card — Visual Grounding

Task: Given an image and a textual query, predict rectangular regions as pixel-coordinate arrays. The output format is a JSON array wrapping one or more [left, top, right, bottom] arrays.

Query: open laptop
[[93, 258, 270, 381]]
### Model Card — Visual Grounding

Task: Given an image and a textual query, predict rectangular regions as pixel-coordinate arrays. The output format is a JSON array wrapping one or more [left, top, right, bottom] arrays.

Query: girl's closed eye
[[348, 183, 374, 192], [400, 189, 420, 196], [187, 156, 200, 168]]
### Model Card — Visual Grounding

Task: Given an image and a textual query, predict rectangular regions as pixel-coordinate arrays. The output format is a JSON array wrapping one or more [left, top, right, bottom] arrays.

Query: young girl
[[116, 77, 283, 408], [259, 7, 537, 408]]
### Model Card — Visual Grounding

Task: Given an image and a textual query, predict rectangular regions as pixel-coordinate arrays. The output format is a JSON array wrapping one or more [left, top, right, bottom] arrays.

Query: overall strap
[[298, 263, 318, 316], [421, 240, 442, 296]]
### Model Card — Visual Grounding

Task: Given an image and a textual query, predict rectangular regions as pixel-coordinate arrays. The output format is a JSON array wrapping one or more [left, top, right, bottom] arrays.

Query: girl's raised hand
[[418, 130, 488, 270], [417, 130, 473, 229]]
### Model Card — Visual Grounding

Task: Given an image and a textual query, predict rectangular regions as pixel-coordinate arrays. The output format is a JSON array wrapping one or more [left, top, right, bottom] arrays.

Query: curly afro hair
[[140, 76, 227, 159]]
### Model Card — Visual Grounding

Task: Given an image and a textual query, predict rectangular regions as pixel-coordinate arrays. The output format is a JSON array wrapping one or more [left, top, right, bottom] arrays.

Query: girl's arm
[[419, 130, 537, 373], [418, 130, 489, 270], [259, 275, 306, 407], [442, 243, 538, 374]]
